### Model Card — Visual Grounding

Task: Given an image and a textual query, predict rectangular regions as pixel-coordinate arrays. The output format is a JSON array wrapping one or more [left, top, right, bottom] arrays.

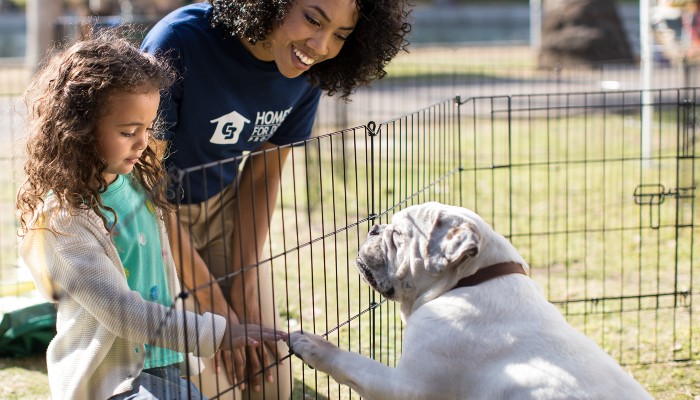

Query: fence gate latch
[[633, 183, 689, 229]]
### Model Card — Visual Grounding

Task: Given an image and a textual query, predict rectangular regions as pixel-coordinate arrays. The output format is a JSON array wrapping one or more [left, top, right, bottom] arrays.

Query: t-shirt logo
[[250, 107, 293, 143], [209, 111, 251, 145]]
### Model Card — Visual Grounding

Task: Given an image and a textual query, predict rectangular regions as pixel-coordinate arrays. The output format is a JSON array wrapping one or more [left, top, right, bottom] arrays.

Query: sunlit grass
[[267, 104, 699, 398], [0, 57, 698, 398]]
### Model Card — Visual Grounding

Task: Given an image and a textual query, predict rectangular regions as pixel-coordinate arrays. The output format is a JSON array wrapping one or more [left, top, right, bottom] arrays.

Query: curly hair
[[209, 0, 412, 99], [17, 32, 176, 236]]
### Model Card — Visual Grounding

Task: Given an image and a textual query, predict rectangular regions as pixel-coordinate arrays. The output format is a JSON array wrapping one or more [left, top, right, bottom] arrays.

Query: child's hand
[[220, 323, 287, 351]]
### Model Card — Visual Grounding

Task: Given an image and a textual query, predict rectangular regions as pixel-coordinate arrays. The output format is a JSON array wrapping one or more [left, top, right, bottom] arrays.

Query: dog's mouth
[[355, 257, 395, 299], [355, 257, 377, 287], [383, 287, 395, 299]]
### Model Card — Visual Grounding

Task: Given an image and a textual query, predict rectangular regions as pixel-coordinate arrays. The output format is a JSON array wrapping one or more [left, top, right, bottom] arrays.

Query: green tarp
[[0, 302, 56, 357]]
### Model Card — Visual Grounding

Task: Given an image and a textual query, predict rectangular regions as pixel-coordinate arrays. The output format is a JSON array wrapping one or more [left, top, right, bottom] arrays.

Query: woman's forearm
[[230, 143, 290, 323]]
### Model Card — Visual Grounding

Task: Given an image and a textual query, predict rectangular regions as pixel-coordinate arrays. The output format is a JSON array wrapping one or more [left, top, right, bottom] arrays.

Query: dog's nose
[[369, 224, 381, 236]]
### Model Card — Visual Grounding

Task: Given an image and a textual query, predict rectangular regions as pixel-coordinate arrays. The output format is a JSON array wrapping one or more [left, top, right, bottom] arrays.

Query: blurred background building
[[0, 0, 647, 64]]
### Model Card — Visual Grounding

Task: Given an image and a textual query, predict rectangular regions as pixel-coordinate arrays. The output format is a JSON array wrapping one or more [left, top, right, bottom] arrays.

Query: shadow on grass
[[292, 378, 330, 400], [0, 353, 47, 372]]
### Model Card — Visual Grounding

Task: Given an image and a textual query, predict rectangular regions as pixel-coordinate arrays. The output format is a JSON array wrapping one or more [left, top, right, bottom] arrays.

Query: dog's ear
[[425, 211, 480, 274]]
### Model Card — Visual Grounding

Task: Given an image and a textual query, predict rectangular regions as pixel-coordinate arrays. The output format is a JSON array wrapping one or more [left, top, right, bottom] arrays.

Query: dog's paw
[[287, 331, 311, 366], [288, 330, 337, 372]]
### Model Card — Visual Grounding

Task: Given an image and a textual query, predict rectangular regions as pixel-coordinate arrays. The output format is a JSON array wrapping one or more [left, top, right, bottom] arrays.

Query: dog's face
[[356, 202, 483, 312]]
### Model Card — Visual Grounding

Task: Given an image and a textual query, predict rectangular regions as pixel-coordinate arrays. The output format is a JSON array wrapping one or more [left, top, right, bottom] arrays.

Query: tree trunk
[[538, 0, 635, 67]]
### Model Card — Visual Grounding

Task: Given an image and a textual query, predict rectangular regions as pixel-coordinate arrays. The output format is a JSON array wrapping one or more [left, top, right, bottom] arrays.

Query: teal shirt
[[101, 174, 184, 369]]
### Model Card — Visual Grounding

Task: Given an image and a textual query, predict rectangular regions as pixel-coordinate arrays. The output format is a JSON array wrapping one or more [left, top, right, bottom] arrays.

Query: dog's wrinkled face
[[356, 202, 482, 312]]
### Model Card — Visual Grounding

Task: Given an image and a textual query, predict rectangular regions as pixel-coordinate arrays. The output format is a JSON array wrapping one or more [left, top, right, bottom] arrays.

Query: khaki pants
[[179, 183, 291, 400]]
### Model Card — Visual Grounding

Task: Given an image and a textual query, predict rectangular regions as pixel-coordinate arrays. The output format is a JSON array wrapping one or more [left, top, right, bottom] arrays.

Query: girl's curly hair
[[209, 0, 412, 99], [17, 31, 176, 236]]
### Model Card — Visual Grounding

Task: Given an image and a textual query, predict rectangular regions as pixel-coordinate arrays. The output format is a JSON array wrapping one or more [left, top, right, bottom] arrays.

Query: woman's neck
[[239, 36, 273, 62]]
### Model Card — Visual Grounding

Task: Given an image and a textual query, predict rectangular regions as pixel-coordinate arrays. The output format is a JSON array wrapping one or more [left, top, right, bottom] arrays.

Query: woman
[[141, 0, 411, 398]]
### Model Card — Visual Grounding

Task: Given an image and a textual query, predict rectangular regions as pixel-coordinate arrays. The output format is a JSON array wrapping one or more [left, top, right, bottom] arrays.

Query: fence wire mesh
[[166, 87, 696, 398], [0, 53, 698, 398], [458, 89, 697, 368]]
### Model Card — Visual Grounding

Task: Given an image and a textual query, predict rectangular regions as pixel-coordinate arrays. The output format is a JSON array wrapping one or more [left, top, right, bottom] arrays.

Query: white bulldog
[[289, 202, 653, 400]]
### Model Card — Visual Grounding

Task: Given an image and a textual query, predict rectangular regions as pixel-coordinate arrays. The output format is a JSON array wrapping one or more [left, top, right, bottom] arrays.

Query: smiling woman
[[140, 0, 411, 398], [206, 0, 412, 98], [238, 0, 360, 77]]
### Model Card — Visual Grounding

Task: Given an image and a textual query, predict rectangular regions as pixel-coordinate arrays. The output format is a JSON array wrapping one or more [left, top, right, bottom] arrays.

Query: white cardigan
[[20, 195, 226, 400]]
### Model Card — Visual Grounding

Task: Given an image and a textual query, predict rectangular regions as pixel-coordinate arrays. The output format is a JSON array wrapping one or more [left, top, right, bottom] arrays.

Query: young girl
[[16, 33, 286, 400]]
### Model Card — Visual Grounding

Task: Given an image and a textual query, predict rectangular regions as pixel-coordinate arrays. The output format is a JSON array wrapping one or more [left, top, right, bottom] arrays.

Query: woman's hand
[[211, 313, 249, 387], [220, 322, 287, 351], [218, 320, 286, 390], [242, 325, 283, 392]]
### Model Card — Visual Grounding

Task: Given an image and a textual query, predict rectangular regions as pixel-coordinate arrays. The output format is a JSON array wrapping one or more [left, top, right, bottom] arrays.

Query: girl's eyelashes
[[122, 126, 155, 137]]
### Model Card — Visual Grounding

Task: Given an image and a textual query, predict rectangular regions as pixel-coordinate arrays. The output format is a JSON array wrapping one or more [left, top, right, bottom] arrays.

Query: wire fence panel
[[170, 88, 696, 398], [459, 88, 698, 366], [1, 55, 698, 398], [169, 97, 463, 399]]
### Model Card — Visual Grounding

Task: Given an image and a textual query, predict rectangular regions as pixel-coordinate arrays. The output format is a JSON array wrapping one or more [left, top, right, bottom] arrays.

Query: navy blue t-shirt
[[141, 3, 321, 204]]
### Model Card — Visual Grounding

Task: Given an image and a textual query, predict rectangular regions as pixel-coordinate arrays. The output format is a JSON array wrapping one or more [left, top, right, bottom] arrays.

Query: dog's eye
[[392, 230, 402, 242]]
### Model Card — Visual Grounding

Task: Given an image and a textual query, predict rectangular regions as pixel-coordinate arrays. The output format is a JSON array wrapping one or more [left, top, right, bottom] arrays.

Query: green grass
[[264, 104, 700, 398], [1, 50, 698, 398], [0, 355, 49, 400], [385, 45, 536, 80]]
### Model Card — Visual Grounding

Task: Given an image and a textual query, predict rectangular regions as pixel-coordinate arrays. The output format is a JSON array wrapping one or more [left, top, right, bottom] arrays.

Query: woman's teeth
[[293, 48, 314, 66]]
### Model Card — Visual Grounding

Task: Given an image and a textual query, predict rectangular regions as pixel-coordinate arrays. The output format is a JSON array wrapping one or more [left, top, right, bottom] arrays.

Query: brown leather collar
[[452, 262, 527, 289]]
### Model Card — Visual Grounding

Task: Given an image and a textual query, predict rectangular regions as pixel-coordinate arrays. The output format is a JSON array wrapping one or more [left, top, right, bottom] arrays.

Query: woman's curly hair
[[209, 0, 412, 99], [17, 31, 176, 236]]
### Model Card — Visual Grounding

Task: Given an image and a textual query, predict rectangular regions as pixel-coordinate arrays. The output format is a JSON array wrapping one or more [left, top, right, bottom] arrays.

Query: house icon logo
[[209, 111, 251, 145]]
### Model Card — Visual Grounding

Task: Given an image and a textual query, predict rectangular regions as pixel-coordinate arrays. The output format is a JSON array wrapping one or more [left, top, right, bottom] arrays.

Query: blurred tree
[[538, 0, 634, 67]]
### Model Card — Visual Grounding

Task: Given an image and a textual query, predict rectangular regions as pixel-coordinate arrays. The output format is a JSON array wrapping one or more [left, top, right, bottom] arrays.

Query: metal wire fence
[[459, 89, 697, 367], [0, 51, 698, 398], [168, 87, 697, 399], [168, 96, 462, 398]]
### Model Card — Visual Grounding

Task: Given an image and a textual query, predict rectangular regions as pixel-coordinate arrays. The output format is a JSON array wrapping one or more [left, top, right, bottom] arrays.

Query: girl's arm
[[31, 221, 226, 357], [48, 231, 286, 355]]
